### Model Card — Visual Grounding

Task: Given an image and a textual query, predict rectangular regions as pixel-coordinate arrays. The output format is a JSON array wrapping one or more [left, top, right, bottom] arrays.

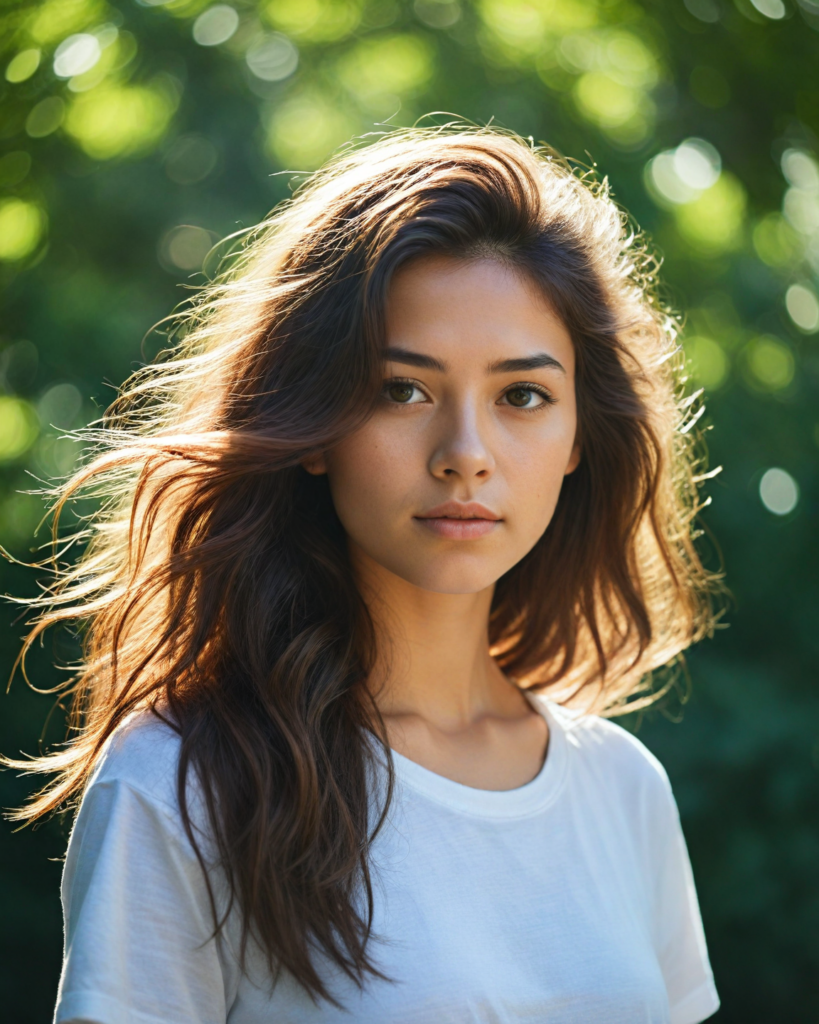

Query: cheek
[[504, 452, 568, 543], [502, 417, 578, 524], [324, 422, 415, 531]]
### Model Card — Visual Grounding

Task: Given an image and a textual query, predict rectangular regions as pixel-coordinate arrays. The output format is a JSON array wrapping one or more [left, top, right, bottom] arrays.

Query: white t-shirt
[[54, 697, 719, 1024]]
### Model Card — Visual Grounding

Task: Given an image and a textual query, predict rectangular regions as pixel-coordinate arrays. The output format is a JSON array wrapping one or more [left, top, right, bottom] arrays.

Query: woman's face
[[305, 255, 580, 595]]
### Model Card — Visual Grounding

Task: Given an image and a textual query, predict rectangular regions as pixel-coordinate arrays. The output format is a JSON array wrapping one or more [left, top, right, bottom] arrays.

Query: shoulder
[[537, 696, 674, 802], [88, 709, 186, 820]]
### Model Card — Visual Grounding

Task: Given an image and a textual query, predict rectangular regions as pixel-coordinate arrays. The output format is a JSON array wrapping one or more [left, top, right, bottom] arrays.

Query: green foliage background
[[1, 0, 818, 1018]]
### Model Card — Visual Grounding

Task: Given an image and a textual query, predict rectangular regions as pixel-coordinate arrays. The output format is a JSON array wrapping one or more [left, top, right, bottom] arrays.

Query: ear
[[564, 439, 582, 476], [301, 452, 328, 476]]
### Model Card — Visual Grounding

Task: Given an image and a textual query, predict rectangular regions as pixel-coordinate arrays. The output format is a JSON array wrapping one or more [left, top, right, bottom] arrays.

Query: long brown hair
[[4, 126, 719, 1002]]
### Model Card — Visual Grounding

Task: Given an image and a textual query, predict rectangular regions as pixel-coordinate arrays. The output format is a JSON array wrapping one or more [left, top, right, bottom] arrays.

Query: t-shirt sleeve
[[644, 764, 720, 1024], [54, 776, 235, 1024]]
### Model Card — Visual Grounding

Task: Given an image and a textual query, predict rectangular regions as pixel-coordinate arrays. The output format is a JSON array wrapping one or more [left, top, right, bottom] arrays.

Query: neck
[[351, 544, 525, 731]]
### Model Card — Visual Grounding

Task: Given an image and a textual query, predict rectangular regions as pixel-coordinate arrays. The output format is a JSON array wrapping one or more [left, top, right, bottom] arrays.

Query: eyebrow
[[488, 354, 566, 374], [383, 347, 448, 372], [383, 347, 566, 375]]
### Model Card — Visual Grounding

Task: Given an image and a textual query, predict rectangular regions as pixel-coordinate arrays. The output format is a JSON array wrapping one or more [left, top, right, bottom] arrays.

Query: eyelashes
[[500, 383, 557, 410], [380, 377, 556, 410], [382, 379, 427, 405]]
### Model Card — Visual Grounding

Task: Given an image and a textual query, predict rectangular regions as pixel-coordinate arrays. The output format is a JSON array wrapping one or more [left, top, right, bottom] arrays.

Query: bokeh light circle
[[53, 34, 102, 79], [785, 284, 819, 333], [193, 5, 240, 47], [759, 468, 799, 516], [246, 34, 298, 81]]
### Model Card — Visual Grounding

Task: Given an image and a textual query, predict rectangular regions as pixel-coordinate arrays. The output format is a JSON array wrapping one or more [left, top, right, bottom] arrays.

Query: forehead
[[384, 255, 574, 373]]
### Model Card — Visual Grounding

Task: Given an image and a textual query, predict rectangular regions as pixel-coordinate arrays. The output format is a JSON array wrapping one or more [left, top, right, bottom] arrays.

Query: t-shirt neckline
[[388, 695, 568, 820]]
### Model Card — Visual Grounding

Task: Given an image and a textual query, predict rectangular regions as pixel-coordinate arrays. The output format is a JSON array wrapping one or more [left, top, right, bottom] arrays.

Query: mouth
[[413, 501, 502, 540]]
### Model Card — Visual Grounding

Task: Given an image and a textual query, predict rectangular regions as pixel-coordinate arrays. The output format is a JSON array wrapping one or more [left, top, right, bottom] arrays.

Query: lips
[[413, 501, 502, 540]]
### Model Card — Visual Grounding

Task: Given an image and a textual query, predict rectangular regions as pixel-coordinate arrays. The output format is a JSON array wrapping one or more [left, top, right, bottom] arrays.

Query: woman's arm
[[55, 775, 234, 1024], [644, 763, 720, 1024]]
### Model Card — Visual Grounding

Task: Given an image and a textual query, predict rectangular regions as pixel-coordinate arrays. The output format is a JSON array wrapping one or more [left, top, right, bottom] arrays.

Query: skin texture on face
[[306, 255, 580, 598]]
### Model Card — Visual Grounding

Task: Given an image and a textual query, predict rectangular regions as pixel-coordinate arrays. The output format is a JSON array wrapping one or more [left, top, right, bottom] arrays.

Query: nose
[[428, 400, 496, 482]]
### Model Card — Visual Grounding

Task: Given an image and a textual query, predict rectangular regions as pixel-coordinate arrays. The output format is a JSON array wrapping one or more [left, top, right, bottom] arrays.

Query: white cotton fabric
[[54, 696, 719, 1024]]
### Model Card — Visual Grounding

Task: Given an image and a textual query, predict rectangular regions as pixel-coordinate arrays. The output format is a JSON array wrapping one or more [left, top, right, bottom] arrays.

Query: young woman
[[9, 127, 720, 1023]]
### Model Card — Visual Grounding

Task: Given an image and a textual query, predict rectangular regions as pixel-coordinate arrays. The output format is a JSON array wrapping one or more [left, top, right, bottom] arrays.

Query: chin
[[381, 555, 507, 596]]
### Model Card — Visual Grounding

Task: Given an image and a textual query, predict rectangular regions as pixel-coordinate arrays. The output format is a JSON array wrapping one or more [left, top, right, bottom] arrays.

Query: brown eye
[[501, 384, 553, 409], [387, 383, 416, 403], [506, 388, 535, 408]]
